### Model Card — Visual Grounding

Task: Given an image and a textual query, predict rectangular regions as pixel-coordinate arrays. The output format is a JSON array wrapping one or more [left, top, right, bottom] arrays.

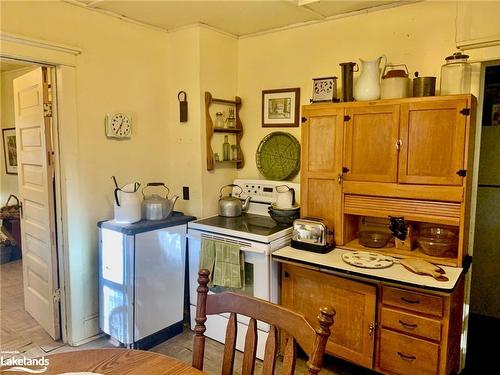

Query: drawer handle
[[397, 352, 417, 361], [399, 320, 418, 329], [401, 297, 420, 304]]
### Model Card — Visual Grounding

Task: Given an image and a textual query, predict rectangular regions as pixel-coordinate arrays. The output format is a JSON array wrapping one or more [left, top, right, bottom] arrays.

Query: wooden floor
[[1, 259, 373, 374], [0, 259, 115, 358], [4, 257, 492, 374]]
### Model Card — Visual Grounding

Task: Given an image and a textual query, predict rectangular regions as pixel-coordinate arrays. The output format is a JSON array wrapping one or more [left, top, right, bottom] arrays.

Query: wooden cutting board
[[399, 258, 449, 282]]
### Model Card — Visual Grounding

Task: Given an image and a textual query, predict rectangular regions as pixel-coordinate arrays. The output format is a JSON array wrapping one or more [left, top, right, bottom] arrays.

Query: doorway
[[0, 58, 63, 356], [465, 60, 500, 373]]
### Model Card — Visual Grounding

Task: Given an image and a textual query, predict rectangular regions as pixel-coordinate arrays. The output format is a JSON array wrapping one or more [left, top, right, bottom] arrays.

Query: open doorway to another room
[[465, 61, 500, 373], [0, 58, 65, 358]]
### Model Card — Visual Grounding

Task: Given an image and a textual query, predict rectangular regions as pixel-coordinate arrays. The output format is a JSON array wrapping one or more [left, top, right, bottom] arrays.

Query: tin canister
[[413, 76, 436, 97]]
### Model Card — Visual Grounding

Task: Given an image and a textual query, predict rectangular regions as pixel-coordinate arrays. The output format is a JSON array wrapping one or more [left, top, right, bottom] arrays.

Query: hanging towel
[[199, 238, 244, 289], [213, 242, 244, 289], [199, 239, 216, 286]]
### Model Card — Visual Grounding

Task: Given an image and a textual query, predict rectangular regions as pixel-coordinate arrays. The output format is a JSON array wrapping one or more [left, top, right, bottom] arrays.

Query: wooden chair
[[192, 269, 335, 374]]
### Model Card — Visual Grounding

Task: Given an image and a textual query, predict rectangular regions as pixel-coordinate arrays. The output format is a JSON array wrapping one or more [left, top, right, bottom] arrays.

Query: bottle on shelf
[[222, 135, 230, 161], [226, 108, 236, 128]]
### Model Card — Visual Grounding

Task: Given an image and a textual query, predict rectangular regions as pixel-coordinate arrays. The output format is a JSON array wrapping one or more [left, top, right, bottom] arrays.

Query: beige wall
[[200, 28, 239, 216], [0, 67, 34, 203], [1, 0, 499, 343], [1, 1, 171, 344], [236, 0, 458, 181]]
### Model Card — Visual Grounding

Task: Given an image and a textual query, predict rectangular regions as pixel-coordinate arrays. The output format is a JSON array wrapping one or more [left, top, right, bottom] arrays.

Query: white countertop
[[272, 246, 463, 292]]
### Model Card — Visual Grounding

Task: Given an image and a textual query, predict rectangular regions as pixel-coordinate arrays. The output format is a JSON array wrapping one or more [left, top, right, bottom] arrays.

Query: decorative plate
[[342, 251, 394, 269], [256, 132, 300, 181]]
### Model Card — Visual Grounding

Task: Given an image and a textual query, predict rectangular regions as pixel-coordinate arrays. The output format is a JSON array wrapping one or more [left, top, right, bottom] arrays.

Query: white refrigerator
[[98, 214, 194, 348]]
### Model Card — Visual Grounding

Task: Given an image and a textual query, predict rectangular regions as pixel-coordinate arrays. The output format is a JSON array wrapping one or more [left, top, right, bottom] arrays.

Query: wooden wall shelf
[[205, 91, 244, 171]]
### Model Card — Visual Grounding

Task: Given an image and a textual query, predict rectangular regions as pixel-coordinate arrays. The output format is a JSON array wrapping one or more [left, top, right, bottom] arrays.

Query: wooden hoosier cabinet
[[278, 95, 476, 375]]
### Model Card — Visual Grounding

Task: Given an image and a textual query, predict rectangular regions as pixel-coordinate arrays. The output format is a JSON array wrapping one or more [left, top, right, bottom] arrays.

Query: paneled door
[[343, 105, 400, 183], [281, 264, 377, 369], [399, 98, 470, 185], [300, 105, 344, 244], [14, 67, 60, 339]]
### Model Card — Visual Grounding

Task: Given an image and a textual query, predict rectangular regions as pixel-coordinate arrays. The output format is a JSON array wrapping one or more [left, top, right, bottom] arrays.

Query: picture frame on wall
[[2, 128, 18, 175], [262, 88, 300, 127]]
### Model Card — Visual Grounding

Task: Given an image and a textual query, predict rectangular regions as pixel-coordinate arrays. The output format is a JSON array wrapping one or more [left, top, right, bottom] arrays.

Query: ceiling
[[65, 0, 413, 37]]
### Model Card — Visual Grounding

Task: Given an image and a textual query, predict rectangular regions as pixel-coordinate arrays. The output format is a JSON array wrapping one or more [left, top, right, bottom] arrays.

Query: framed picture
[[312, 76, 338, 103], [262, 88, 300, 127], [2, 128, 18, 175], [492, 103, 500, 126]]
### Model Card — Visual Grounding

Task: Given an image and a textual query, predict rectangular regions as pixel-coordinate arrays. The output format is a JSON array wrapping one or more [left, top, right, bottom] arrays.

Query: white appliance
[[188, 179, 300, 359], [98, 213, 195, 349]]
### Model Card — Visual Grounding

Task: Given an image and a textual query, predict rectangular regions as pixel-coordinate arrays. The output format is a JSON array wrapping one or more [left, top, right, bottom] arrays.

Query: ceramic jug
[[353, 55, 386, 101], [114, 182, 141, 224]]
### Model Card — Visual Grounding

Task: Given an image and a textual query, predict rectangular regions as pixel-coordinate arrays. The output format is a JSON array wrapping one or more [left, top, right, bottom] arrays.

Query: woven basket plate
[[256, 132, 300, 181]]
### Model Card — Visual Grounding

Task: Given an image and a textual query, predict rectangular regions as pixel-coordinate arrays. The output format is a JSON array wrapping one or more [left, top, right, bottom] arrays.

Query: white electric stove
[[187, 179, 300, 359]]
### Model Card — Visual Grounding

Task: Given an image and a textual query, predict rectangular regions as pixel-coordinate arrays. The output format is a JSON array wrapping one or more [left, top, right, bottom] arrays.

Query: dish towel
[[199, 239, 244, 288]]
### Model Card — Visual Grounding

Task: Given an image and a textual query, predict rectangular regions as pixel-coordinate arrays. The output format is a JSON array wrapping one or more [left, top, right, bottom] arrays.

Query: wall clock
[[105, 113, 132, 139]]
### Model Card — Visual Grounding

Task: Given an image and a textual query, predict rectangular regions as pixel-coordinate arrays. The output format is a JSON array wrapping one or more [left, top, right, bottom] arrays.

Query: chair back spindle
[[192, 269, 335, 374]]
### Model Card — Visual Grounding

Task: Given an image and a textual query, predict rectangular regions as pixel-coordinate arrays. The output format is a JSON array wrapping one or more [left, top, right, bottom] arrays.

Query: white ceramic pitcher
[[114, 182, 141, 224], [353, 55, 387, 101]]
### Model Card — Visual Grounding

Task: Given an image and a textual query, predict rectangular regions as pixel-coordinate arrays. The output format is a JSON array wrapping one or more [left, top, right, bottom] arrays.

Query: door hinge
[[301, 117, 307, 123], [460, 108, 470, 116], [344, 115, 351, 122], [457, 169, 467, 177], [369, 321, 377, 336], [44, 102, 53, 117], [53, 288, 61, 303]]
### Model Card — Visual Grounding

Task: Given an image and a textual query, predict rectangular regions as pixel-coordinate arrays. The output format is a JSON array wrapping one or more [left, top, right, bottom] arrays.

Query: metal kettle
[[218, 184, 251, 217], [141, 182, 178, 220]]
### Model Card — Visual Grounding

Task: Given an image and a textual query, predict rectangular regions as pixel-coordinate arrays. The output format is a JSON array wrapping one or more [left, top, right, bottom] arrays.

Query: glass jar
[[440, 52, 472, 95], [214, 112, 224, 128]]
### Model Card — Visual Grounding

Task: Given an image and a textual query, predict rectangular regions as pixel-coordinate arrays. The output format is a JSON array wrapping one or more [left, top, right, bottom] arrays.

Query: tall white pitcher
[[353, 55, 386, 101]]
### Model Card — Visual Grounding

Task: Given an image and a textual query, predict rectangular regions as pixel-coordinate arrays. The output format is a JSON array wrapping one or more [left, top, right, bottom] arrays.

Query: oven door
[[187, 229, 271, 306]]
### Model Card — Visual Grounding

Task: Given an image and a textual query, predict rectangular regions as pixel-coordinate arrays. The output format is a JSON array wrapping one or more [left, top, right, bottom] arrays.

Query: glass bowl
[[418, 227, 457, 257], [358, 231, 392, 248]]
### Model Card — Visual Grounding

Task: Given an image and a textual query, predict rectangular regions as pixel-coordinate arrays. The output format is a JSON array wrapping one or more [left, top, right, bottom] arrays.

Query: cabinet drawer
[[378, 329, 439, 375], [382, 286, 443, 317], [381, 307, 441, 341]]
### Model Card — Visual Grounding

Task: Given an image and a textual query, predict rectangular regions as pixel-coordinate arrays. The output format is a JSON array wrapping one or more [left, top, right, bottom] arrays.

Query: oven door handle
[[239, 245, 266, 254]]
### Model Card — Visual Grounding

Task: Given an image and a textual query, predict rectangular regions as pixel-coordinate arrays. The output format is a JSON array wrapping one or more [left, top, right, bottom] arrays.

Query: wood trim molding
[[0, 32, 82, 55], [0, 32, 81, 67]]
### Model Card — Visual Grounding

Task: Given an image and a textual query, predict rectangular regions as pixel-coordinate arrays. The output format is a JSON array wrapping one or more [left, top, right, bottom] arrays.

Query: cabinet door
[[344, 105, 400, 182], [301, 105, 344, 244], [399, 98, 469, 185], [281, 264, 377, 368]]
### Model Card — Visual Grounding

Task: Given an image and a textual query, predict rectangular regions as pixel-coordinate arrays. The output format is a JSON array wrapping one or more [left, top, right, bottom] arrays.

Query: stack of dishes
[[268, 203, 300, 225]]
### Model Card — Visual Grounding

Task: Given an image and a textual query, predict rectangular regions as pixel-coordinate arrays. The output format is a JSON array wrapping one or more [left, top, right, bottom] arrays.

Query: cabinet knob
[[395, 139, 402, 150], [284, 271, 290, 278]]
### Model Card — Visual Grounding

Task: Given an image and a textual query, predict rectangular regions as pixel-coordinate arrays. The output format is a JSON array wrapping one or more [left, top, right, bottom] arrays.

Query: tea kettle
[[218, 184, 251, 217], [142, 182, 178, 220], [114, 181, 141, 224]]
